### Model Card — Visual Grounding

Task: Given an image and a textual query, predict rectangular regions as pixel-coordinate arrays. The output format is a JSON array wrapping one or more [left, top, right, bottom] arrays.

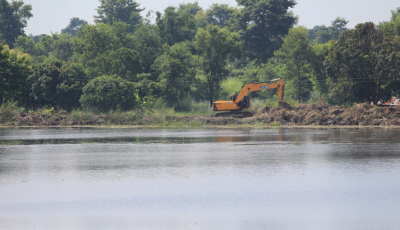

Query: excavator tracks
[[214, 111, 255, 118]]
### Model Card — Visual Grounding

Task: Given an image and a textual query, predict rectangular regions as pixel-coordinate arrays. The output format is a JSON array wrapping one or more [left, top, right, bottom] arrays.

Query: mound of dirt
[[254, 102, 400, 126]]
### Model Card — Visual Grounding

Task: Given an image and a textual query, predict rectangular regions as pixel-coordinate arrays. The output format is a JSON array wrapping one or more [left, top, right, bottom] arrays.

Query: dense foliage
[[325, 22, 400, 106], [0, 0, 32, 47], [1, 0, 400, 114], [80, 75, 138, 112]]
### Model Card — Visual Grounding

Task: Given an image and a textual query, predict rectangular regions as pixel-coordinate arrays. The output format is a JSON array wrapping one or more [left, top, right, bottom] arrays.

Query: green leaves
[[195, 24, 242, 105], [152, 42, 196, 109], [79, 75, 137, 112], [0, 0, 32, 48], [156, 7, 197, 46], [94, 0, 144, 34], [0, 44, 31, 106], [28, 58, 87, 111], [234, 0, 297, 62], [325, 22, 400, 105], [275, 26, 313, 103], [73, 22, 142, 79], [61, 18, 88, 37]]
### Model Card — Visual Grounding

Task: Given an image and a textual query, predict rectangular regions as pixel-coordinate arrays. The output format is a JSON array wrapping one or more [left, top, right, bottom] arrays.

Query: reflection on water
[[1, 128, 400, 230]]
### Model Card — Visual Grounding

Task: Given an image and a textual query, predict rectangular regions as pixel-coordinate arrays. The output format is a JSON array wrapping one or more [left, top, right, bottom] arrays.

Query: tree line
[[1, 0, 400, 113]]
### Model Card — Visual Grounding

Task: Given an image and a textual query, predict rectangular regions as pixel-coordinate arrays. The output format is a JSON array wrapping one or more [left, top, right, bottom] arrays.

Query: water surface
[[1, 128, 400, 230]]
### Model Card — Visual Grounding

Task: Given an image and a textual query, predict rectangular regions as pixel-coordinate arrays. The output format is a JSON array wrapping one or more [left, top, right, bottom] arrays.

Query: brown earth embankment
[[3, 103, 400, 127], [254, 102, 400, 126]]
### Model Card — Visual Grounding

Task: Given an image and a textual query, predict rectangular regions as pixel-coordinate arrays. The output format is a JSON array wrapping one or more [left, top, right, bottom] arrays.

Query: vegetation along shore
[[1, 101, 400, 127], [1, 0, 399, 125]]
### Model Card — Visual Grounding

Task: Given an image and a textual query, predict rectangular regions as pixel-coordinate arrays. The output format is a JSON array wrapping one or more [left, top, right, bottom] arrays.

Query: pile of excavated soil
[[254, 102, 400, 126], [4, 102, 400, 127]]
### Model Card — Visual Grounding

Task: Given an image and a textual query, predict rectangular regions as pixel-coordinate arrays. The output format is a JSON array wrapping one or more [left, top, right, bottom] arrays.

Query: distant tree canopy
[[391, 7, 400, 22], [177, 2, 203, 16], [205, 3, 236, 28], [156, 6, 197, 46], [94, 0, 144, 33], [309, 17, 348, 44], [73, 22, 142, 79], [232, 0, 297, 63], [0, 0, 32, 47], [14, 33, 74, 61], [61, 17, 88, 37]]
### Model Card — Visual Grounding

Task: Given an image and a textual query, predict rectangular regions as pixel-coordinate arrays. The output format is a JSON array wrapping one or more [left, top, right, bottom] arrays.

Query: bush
[[28, 58, 87, 111], [79, 75, 138, 113]]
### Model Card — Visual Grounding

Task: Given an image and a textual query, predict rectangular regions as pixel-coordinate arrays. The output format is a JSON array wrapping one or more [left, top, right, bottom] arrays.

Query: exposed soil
[[254, 102, 400, 126], [3, 102, 400, 127]]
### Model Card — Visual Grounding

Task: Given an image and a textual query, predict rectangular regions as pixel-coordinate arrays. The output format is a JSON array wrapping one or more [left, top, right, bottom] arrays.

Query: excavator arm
[[213, 78, 288, 112]]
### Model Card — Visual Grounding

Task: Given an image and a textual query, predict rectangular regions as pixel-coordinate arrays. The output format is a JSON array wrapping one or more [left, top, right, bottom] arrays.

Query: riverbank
[[1, 102, 400, 127]]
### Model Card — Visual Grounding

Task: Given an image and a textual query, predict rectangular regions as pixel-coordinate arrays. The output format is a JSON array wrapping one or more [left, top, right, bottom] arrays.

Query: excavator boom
[[213, 78, 289, 112]]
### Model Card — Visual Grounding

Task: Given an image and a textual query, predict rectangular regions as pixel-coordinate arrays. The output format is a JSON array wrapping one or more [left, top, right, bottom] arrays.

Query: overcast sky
[[23, 0, 399, 35]]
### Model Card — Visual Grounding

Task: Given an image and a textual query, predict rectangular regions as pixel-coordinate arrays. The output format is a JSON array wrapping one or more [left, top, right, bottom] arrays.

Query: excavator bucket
[[279, 102, 291, 108]]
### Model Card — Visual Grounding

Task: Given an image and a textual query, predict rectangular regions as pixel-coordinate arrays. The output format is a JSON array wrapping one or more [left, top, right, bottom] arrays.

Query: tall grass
[[307, 91, 321, 104], [249, 98, 267, 112], [0, 101, 23, 124], [152, 98, 213, 116], [152, 98, 175, 117], [188, 101, 214, 115]]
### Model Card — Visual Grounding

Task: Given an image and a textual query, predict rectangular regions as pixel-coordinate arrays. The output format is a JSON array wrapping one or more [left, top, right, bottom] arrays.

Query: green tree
[[79, 75, 138, 112], [391, 7, 400, 22], [15, 33, 74, 61], [152, 43, 196, 109], [205, 3, 236, 28], [13, 35, 35, 54], [232, 0, 297, 63], [314, 25, 332, 44], [94, 0, 143, 33], [28, 58, 87, 111], [50, 33, 73, 61], [309, 17, 348, 44], [177, 2, 203, 16], [156, 6, 197, 45], [35, 35, 53, 56], [13, 35, 47, 61], [73, 22, 142, 79], [195, 24, 242, 106], [0, 0, 32, 47], [308, 42, 331, 98], [274, 26, 312, 103], [325, 22, 400, 105], [0, 44, 31, 105], [61, 17, 88, 37], [133, 24, 162, 73], [331, 17, 348, 40]]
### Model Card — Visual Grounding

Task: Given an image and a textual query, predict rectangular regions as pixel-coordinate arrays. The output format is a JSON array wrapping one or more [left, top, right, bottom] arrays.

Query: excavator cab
[[230, 94, 250, 109]]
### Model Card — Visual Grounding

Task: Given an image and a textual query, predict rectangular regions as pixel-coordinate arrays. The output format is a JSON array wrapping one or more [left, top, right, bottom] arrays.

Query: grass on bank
[[0, 101, 23, 125], [0, 96, 314, 127]]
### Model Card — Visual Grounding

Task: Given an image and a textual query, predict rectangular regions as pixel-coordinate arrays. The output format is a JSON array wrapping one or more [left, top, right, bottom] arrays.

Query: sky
[[23, 0, 399, 35]]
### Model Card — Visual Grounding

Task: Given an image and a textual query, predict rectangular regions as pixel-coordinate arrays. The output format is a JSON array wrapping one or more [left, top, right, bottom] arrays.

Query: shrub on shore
[[79, 75, 139, 113]]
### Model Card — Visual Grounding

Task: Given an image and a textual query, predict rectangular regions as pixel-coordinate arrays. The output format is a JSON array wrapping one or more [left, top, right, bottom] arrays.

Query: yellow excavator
[[213, 78, 290, 117]]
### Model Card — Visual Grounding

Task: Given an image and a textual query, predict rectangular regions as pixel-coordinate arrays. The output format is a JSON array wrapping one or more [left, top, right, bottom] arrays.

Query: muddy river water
[[0, 128, 400, 230]]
